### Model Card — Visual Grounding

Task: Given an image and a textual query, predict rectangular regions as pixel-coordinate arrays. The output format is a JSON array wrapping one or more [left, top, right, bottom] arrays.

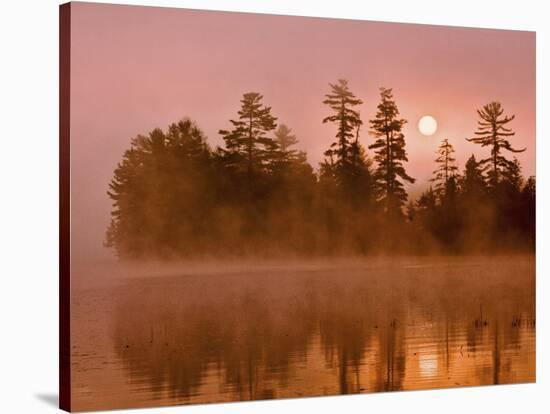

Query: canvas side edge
[[59, 2, 72, 412]]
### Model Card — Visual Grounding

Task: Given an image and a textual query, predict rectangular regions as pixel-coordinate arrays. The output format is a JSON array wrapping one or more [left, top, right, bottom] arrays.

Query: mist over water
[[71, 256, 535, 411]]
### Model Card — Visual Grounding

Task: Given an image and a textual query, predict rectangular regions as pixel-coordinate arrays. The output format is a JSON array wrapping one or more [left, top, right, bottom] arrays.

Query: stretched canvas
[[59, 2, 536, 412]]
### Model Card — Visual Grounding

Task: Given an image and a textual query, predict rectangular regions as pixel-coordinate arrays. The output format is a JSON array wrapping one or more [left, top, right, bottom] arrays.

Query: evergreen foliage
[[368, 88, 415, 217], [106, 90, 535, 258]]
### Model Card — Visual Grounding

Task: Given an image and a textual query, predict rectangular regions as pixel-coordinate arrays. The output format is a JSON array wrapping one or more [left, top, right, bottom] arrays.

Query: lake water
[[70, 256, 535, 411]]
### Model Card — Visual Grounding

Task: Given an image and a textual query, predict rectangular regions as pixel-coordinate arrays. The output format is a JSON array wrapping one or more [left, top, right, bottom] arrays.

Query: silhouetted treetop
[[467, 101, 525, 188], [369, 87, 414, 216], [460, 154, 487, 199], [219, 92, 278, 175], [431, 138, 458, 198], [322, 79, 363, 174], [274, 124, 303, 164], [106, 118, 214, 257]]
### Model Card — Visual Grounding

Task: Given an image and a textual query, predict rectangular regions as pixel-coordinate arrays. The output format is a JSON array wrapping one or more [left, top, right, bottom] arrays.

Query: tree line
[[105, 80, 535, 258]]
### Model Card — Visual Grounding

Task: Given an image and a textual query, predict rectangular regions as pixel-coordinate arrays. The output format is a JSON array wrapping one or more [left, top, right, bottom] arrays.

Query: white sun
[[418, 115, 438, 136]]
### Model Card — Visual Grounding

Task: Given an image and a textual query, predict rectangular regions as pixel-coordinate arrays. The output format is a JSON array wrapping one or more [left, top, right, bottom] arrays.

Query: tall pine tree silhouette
[[466, 102, 525, 189], [219, 92, 278, 178], [431, 138, 458, 198], [322, 79, 363, 185], [369, 87, 415, 216]]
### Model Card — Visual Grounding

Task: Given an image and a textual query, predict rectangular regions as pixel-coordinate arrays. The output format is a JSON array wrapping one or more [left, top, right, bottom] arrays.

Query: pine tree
[[106, 128, 168, 257], [522, 176, 536, 204], [219, 92, 278, 177], [274, 124, 298, 158], [466, 102, 525, 189], [431, 138, 458, 199], [460, 154, 486, 199], [322, 79, 363, 183], [369, 87, 415, 216], [166, 119, 211, 159], [273, 124, 307, 166], [443, 175, 459, 204], [318, 150, 338, 185], [270, 123, 312, 180], [348, 116, 374, 192], [455, 154, 496, 251], [350, 114, 363, 175], [501, 157, 523, 191], [106, 119, 215, 257], [520, 176, 536, 247]]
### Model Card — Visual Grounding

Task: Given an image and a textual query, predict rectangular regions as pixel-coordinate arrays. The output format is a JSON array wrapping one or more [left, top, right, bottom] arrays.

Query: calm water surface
[[71, 256, 535, 411]]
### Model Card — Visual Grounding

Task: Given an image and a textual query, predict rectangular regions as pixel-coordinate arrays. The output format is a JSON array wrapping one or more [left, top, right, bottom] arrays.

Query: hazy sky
[[69, 2, 535, 259]]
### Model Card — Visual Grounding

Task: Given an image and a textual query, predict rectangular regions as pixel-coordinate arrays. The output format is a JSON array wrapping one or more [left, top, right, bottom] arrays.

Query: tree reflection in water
[[111, 259, 535, 403]]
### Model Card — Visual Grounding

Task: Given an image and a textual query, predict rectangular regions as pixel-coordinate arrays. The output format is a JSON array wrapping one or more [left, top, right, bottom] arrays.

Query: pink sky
[[69, 2, 535, 259]]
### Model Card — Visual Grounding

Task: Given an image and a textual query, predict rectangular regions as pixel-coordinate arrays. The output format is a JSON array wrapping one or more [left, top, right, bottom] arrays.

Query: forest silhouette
[[105, 80, 535, 258]]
